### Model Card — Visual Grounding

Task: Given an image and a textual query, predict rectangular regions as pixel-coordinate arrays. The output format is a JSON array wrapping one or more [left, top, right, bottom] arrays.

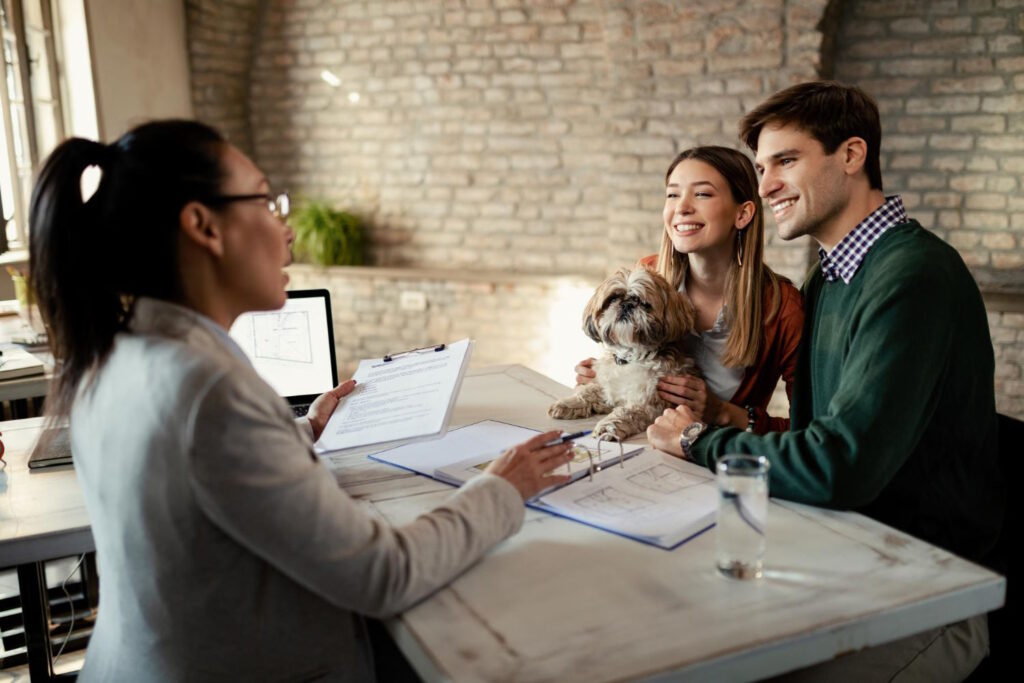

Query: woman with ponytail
[[30, 121, 573, 681], [575, 146, 803, 434]]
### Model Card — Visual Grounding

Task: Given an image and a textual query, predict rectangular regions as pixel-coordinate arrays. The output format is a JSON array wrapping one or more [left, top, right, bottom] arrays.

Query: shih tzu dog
[[548, 267, 697, 441]]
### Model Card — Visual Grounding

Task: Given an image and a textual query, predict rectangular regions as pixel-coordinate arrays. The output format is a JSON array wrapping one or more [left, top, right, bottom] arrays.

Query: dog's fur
[[549, 267, 698, 441]]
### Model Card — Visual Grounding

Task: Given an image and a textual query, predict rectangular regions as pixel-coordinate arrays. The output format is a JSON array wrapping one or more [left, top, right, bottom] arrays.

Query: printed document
[[534, 450, 717, 549], [371, 420, 715, 549], [314, 339, 473, 453], [372, 419, 641, 486]]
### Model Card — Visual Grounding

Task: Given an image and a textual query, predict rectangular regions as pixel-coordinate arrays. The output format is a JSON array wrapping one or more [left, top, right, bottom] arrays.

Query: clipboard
[[313, 338, 474, 453]]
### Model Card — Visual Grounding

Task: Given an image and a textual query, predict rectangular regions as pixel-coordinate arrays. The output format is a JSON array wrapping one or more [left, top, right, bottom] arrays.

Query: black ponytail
[[29, 120, 226, 417]]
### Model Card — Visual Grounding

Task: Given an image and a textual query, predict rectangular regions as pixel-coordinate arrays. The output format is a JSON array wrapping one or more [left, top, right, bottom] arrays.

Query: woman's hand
[[657, 375, 725, 425], [646, 405, 702, 459], [575, 358, 597, 385], [306, 379, 358, 442], [485, 430, 575, 501]]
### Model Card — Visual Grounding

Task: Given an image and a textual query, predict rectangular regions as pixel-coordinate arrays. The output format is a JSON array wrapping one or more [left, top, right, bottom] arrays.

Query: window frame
[[0, 0, 65, 253]]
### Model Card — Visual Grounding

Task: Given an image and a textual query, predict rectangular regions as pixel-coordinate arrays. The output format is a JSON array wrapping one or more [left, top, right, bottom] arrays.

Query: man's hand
[[657, 375, 724, 425], [646, 405, 702, 459], [575, 357, 597, 386], [306, 379, 358, 442]]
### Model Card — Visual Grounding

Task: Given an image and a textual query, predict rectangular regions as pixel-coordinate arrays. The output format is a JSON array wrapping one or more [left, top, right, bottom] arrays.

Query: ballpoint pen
[[544, 430, 592, 447]]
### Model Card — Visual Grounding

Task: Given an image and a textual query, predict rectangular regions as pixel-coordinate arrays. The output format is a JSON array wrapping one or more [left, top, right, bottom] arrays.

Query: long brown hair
[[656, 146, 781, 368]]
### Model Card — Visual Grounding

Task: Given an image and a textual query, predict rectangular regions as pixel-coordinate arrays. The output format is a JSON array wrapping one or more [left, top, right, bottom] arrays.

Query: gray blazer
[[71, 298, 524, 682]]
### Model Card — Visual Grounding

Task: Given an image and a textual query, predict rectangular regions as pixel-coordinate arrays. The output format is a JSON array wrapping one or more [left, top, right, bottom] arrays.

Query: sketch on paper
[[575, 487, 654, 516], [628, 464, 709, 494], [251, 311, 313, 364]]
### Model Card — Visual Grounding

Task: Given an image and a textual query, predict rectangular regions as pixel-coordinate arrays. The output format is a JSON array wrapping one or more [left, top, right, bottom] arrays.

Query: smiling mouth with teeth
[[772, 198, 797, 214], [673, 223, 704, 233]]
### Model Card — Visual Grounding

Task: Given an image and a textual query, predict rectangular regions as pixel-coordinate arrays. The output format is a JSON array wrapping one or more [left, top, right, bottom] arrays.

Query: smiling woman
[[577, 146, 804, 438]]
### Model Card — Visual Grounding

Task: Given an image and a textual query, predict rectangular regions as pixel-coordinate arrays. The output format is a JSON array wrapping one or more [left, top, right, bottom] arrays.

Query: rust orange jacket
[[637, 254, 803, 433]]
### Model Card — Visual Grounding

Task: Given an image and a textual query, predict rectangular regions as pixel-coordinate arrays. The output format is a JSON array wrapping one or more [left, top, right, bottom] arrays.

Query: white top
[[70, 297, 525, 682], [680, 284, 744, 401]]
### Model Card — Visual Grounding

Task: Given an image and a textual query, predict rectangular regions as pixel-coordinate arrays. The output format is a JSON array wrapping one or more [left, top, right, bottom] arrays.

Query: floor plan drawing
[[627, 464, 710, 494], [251, 311, 313, 364], [575, 487, 655, 516]]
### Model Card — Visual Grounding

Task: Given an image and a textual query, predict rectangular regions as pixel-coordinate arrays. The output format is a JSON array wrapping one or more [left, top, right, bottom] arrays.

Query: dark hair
[[657, 146, 782, 367], [29, 120, 226, 416], [738, 80, 883, 191]]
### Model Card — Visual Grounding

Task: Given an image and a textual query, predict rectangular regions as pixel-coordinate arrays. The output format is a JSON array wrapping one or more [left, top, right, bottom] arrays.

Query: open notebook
[[371, 420, 717, 549]]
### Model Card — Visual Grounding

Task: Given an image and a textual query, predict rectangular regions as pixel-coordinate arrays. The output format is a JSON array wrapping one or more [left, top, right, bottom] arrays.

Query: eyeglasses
[[202, 191, 290, 219]]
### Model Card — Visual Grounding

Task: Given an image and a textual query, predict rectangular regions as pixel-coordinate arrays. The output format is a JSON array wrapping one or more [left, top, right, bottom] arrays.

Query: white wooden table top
[[0, 417, 93, 566], [322, 365, 1006, 683], [0, 364, 1005, 682]]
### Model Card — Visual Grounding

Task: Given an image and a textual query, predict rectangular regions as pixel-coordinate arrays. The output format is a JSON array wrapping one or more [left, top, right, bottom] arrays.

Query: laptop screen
[[228, 289, 338, 404]]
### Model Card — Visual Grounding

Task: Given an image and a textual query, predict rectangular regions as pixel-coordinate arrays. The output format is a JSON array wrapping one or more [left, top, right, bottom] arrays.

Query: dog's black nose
[[617, 301, 635, 321]]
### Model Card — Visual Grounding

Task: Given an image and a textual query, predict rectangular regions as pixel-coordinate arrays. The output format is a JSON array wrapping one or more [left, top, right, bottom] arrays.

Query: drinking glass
[[715, 454, 770, 579]]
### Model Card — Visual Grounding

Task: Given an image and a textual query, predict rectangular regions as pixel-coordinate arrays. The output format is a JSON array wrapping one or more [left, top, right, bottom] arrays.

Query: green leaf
[[290, 198, 365, 266]]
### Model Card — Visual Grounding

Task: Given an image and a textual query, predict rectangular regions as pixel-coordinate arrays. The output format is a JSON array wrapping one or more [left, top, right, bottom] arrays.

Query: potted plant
[[291, 199, 365, 266]]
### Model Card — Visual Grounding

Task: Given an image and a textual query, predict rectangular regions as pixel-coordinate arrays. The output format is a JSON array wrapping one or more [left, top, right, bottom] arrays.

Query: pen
[[545, 430, 592, 447]]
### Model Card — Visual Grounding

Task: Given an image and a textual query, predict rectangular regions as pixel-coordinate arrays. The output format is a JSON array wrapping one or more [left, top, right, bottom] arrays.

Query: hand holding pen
[[543, 430, 592, 447]]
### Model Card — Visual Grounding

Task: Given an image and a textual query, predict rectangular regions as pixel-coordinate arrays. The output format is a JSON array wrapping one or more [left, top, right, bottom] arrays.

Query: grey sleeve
[[186, 372, 525, 618]]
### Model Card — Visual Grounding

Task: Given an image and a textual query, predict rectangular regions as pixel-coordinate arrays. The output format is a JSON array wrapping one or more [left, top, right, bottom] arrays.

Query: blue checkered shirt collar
[[818, 195, 908, 284]]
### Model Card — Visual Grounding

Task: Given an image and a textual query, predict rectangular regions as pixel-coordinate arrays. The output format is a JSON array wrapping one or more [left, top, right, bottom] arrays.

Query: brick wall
[[833, 0, 1023, 271], [832, 0, 1024, 418], [284, 263, 600, 387], [187, 0, 1024, 418], [243, 0, 829, 281], [185, 0, 262, 156], [988, 302, 1024, 418]]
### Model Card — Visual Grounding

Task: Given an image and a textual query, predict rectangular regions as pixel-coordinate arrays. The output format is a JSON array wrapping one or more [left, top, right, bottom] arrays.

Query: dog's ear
[[661, 281, 695, 341], [582, 286, 604, 343]]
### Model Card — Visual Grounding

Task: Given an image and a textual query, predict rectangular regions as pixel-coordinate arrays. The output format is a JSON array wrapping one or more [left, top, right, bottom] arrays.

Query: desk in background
[[1, 365, 1006, 682], [0, 309, 52, 417]]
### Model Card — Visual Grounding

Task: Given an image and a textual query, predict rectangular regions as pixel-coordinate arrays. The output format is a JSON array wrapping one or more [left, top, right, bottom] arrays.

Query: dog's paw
[[548, 398, 592, 420], [593, 416, 634, 442]]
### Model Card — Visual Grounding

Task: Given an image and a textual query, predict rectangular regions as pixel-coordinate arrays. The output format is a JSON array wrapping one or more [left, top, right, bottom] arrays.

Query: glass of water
[[716, 454, 770, 580]]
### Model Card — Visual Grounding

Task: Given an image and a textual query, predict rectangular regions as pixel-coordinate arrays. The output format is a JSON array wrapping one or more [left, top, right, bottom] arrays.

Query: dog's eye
[[640, 302, 653, 311]]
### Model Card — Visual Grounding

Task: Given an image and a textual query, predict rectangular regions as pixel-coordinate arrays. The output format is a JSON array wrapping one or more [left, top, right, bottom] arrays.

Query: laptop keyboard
[[292, 404, 311, 418]]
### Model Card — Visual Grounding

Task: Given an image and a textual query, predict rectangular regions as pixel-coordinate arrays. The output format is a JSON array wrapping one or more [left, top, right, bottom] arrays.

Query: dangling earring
[[736, 229, 746, 267]]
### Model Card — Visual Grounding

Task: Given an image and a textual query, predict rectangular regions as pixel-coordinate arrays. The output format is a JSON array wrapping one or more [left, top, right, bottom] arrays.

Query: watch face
[[682, 422, 705, 441]]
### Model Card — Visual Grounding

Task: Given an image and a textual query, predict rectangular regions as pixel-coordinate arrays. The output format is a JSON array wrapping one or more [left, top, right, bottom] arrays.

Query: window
[[0, 0, 64, 254]]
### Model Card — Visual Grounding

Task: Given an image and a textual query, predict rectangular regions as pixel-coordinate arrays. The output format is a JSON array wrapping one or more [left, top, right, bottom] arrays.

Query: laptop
[[229, 289, 339, 417]]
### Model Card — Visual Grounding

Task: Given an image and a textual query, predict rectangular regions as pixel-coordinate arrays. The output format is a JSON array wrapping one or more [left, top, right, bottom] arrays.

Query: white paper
[[0, 346, 46, 380], [374, 420, 538, 479], [534, 450, 718, 548], [314, 338, 473, 453], [433, 425, 643, 488]]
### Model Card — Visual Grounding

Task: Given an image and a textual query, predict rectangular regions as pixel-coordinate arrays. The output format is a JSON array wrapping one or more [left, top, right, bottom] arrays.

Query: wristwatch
[[678, 421, 707, 460]]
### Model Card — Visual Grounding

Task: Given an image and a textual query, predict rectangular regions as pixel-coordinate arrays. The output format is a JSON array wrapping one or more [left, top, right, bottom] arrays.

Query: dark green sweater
[[692, 221, 1003, 562]]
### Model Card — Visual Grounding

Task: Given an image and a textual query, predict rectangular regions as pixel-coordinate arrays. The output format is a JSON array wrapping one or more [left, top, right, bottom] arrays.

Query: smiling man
[[647, 81, 1003, 681]]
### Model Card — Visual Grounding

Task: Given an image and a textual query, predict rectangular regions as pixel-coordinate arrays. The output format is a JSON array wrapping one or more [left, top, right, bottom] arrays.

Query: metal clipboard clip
[[382, 343, 447, 363]]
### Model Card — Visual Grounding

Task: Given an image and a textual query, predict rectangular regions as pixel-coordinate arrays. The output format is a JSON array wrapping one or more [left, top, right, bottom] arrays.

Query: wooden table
[[0, 417, 93, 681], [1, 365, 1006, 682], [0, 312, 52, 406], [322, 365, 1006, 682]]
